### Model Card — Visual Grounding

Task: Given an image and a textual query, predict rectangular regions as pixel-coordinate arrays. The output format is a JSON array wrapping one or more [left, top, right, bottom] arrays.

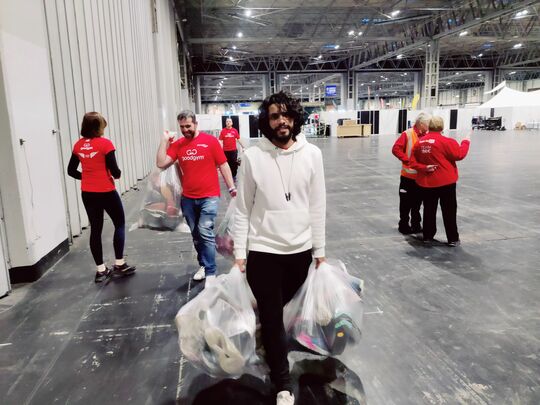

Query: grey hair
[[177, 110, 197, 123], [415, 112, 431, 126]]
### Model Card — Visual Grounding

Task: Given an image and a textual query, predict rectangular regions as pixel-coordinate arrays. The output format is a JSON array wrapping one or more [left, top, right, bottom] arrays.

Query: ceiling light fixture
[[334, 45, 340, 49], [237, 32, 243, 38], [478, 53, 483, 57], [348, 30, 355, 36], [244, 9, 252, 17], [459, 31, 468, 37], [509, 71, 516, 75], [513, 43, 523, 49], [232, 45, 237, 50], [229, 56, 234, 61], [515, 10, 529, 18], [390, 10, 400, 17], [396, 54, 403, 59]]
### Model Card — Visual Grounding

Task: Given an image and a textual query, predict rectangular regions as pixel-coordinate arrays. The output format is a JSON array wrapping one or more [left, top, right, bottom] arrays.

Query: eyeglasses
[[269, 111, 294, 120]]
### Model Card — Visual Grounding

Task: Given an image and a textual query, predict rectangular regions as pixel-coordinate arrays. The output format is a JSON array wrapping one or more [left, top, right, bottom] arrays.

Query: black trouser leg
[[82, 192, 105, 266], [410, 182, 422, 230], [224, 150, 238, 178], [439, 183, 459, 243], [421, 186, 439, 241], [103, 191, 126, 260], [398, 176, 420, 230], [246, 250, 311, 393]]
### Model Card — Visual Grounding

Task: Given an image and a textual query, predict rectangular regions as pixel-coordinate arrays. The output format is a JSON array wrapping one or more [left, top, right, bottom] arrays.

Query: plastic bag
[[283, 259, 364, 357], [138, 165, 188, 231], [215, 199, 235, 259], [175, 266, 259, 378]]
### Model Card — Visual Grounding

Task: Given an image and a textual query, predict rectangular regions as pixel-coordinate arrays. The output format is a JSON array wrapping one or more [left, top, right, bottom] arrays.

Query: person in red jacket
[[392, 113, 431, 234], [67, 112, 136, 282], [219, 118, 246, 181], [411, 116, 471, 246]]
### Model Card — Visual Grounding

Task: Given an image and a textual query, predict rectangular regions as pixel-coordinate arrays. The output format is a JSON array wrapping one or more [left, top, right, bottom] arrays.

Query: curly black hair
[[258, 91, 305, 141]]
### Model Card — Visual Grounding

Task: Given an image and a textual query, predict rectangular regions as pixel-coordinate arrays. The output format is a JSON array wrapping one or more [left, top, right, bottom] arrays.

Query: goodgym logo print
[[182, 148, 204, 161]]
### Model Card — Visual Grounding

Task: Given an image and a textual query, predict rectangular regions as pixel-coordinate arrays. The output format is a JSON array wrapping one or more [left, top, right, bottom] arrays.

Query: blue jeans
[[180, 196, 219, 276]]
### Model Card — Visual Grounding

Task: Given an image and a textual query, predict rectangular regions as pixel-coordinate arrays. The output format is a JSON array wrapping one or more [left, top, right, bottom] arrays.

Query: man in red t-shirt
[[219, 118, 246, 180], [156, 111, 236, 283]]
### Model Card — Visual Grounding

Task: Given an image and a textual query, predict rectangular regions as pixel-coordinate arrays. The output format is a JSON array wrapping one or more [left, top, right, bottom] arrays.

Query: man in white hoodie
[[233, 91, 326, 405]]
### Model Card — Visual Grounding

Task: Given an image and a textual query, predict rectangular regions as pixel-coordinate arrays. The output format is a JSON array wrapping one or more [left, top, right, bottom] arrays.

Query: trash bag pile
[[138, 166, 187, 231], [175, 266, 259, 378], [284, 260, 364, 357], [215, 199, 235, 259]]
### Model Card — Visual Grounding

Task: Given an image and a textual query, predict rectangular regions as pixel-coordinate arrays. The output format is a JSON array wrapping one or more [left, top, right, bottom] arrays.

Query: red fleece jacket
[[411, 132, 470, 188]]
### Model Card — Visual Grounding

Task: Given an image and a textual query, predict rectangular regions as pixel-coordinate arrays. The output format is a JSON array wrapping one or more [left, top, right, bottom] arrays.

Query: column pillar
[[422, 40, 440, 109]]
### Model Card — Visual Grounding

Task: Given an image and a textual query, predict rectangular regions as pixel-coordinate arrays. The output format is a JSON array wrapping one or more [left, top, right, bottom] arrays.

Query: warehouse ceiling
[[173, 0, 540, 103]]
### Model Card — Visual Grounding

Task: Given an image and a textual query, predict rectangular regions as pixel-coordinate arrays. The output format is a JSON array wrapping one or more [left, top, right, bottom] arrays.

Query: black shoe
[[95, 267, 112, 283], [112, 263, 136, 277], [447, 240, 461, 247], [399, 226, 413, 235], [411, 226, 422, 233]]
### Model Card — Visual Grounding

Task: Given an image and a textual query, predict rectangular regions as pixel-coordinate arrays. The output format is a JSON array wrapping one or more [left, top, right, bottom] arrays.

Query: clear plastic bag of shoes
[[138, 165, 189, 232], [283, 259, 364, 357], [175, 266, 261, 379], [215, 198, 236, 259]]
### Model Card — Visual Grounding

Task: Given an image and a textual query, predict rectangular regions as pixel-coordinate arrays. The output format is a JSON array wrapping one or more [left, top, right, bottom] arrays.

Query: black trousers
[[399, 176, 422, 229], [420, 183, 459, 243], [224, 150, 238, 178], [246, 249, 312, 393], [81, 190, 126, 266]]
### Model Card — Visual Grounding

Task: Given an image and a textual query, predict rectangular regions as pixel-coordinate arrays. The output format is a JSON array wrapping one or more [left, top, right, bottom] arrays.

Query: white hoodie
[[233, 133, 326, 259]]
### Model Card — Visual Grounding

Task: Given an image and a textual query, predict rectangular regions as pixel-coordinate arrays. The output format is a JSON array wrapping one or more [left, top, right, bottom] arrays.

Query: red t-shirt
[[219, 127, 240, 151], [166, 132, 227, 198], [72, 137, 116, 192], [411, 132, 470, 188]]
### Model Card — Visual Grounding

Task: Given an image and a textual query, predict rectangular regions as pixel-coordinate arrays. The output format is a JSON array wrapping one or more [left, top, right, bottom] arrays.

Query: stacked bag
[[175, 266, 259, 378], [138, 166, 188, 232], [283, 260, 364, 357]]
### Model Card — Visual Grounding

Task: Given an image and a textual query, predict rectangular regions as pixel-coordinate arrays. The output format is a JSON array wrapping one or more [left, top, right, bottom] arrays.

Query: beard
[[271, 125, 293, 145]]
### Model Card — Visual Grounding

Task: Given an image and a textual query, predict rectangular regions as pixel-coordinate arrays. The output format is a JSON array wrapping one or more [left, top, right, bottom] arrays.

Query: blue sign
[[239, 102, 251, 107], [325, 85, 337, 97]]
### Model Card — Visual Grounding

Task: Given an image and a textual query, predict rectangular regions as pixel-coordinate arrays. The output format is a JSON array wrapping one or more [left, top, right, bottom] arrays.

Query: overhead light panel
[[390, 10, 400, 17], [244, 9, 252, 17], [459, 31, 468, 37], [515, 10, 529, 18], [232, 45, 237, 50], [509, 71, 516, 75], [229, 56, 234, 61], [237, 32, 243, 38], [396, 54, 403, 59], [513, 43, 523, 49], [334, 45, 340, 49], [348, 30, 355, 36], [478, 53, 483, 57]]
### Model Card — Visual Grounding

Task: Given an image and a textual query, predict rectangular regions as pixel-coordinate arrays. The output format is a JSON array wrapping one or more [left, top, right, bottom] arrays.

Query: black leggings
[[81, 191, 125, 266], [246, 249, 312, 393]]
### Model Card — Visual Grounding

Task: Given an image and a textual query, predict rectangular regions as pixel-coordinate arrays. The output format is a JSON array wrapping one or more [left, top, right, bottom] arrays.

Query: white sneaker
[[205, 275, 216, 288], [276, 391, 295, 405], [193, 266, 206, 281]]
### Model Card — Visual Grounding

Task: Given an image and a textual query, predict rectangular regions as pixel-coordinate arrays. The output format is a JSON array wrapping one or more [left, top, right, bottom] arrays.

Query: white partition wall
[[43, 0, 182, 238], [379, 110, 400, 135], [0, 0, 184, 282], [0, 0, 69, 270]]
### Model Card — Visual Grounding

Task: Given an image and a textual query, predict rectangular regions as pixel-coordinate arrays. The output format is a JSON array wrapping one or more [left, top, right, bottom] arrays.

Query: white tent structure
[[478, 85, 540, 129]]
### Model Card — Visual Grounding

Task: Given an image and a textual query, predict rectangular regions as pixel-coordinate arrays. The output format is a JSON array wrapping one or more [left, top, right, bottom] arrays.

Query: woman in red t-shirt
[[67, 112, 136, 282], [411, 116, 470, 246]]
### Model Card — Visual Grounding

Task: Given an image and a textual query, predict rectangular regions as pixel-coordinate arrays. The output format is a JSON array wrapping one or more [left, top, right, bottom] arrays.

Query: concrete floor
[[1, 129, 539, 404]]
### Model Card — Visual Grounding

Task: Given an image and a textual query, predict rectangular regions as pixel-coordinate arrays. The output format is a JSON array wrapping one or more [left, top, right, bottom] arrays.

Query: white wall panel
[[42, 0, 182, 237]]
